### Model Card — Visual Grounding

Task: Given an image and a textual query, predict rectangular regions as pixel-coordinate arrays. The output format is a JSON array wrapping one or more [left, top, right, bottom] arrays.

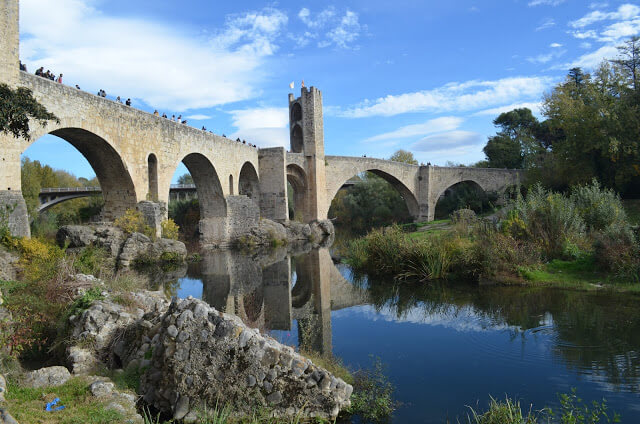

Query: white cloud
[[185, 114, 211, 120], [562, 45, 619, 69], [411, 130, 483, 154], [527, 48, 566, 64], [536, 18, 556, 31], [550, 43, 563, 48], [365, 117, 463, 142], [325, 10, 362, 49], [569, 4, 640, 28], [590, 2, 609, 10], [20, 0, 288, 111], [228, 107, 289, 148], [295, 7, 364, 49], [298, 7, 336, 29], [473, 102, 542, 117], [335, 76, 552, 118], [529, 0, 566, 6]]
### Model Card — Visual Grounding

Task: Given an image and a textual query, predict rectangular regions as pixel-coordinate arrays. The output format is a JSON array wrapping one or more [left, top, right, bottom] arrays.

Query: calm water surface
[[163, 245, 640, 423]]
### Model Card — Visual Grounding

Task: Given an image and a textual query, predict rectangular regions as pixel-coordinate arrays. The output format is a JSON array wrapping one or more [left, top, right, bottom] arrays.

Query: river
[[151, 244, 640, 423]]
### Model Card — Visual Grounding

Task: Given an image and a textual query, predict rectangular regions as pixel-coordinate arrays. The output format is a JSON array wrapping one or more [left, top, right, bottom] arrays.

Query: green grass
[[518, 257, 640, 292], [5, 377, 126, 424]]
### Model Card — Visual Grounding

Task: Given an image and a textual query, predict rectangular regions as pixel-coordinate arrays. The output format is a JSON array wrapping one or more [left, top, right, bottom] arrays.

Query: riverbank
[[343, 183, 640, 292]]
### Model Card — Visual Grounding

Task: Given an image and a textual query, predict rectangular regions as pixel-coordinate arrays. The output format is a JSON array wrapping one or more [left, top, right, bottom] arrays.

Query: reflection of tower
[[262, 259, 292, 331], [295, 249, 333, 355], [288, 87, 327, 221]]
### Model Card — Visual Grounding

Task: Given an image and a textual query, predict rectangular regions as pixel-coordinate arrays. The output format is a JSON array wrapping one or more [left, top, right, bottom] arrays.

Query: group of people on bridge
[[20, 61, 260, 149], [28, 63, 63, 84]]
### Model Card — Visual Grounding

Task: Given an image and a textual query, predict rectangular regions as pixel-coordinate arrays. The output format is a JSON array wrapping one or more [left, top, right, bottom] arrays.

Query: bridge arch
[[24, 128, 137, 220], [327, 169, 420, 220], [286, 164, 307, 221], [238, 162, 259, 204], [179, 153, 227, 219]]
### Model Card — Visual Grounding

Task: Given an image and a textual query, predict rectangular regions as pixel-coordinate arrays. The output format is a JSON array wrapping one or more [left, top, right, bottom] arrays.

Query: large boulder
[[139, 297, 352, 420], [67, 291, 170, 373], [66, 294, 352, 420], [56, 225, 187, 267], [57, 225, 126, 257], [23, 366, 71, 388]]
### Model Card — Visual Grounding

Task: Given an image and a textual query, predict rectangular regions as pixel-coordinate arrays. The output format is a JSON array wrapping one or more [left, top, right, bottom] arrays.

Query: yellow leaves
[[114, 209, 155, 239], [161, 218, 180, 240]]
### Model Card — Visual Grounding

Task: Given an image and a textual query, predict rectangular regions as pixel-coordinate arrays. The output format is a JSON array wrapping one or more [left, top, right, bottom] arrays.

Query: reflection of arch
[[286, 164, 307, 221], [28, 128, 136, 220], [291, 124, 303, 153], [291, 259, 312, 309], [180, 153, 226, 218], [241, 286, 264, 324], [291, 102, 302, 122], [329, 169, 420, 219], [148, 153, 158, 201], [238, 162, 259, 202]]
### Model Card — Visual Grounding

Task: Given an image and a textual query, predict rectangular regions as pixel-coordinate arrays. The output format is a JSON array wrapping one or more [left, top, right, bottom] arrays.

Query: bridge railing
[[40, 184, 198, 194], [40, 187, 101, 193]]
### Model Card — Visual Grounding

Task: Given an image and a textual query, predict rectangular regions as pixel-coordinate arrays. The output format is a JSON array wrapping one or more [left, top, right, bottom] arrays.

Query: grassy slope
[[5, 377, 126, 424]]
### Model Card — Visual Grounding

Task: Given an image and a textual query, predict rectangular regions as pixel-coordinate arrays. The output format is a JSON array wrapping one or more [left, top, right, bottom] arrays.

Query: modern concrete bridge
[[37, 184, 198, 212], [0, 0, 522, 242]]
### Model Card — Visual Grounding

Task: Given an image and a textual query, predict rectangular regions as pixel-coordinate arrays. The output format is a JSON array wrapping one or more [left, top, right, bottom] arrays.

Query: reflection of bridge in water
[[167, 247, 369, 355]]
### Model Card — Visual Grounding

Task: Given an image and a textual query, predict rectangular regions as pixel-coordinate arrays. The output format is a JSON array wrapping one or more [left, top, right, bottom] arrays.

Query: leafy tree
[[483, 108, 547, 169], [0, 83, 58, 140], [610, 36, 640, 92], [389, 149, 418, 165], [177, 173, 194, 184]]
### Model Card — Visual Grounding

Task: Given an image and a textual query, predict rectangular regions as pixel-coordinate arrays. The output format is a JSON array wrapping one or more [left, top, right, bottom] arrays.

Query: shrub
[[161, 218, 180, 240], [349, 357, 395, 422], [570, 179, 629, 232], [451, 208, 477, 225], [73, 245, 113, 277], [114, 208, 155, 239], [513, 184, 585, 259], [467, 396, 539, 424], [593, 225, 640, 281]]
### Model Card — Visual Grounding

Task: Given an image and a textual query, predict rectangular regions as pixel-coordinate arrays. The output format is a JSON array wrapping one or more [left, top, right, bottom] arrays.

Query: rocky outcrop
[[86, 376, 143, 423], [23, 366, 71, 388], [56, 225, 187, 267], [234, 219, 335, 250], [139, 297, 352, 420], [67, 290, 170, 374], [0, 247, 18, 282], [66, 293, 352, 420]]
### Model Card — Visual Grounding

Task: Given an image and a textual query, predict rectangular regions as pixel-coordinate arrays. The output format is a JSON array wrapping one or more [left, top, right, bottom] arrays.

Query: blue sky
[[18, 0, 640, 182]]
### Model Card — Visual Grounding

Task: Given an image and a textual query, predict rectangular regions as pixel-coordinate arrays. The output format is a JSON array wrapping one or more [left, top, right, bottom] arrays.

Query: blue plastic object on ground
[[45, 398, 65, 412]]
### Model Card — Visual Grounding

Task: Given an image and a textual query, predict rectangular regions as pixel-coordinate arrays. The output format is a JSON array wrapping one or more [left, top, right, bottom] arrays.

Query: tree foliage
[[482, 37, 640, 197], [389, 149, 418, 165], [0, 83, 58, 140], [177, 173, 194, 185], [21, 157, 102, 237]]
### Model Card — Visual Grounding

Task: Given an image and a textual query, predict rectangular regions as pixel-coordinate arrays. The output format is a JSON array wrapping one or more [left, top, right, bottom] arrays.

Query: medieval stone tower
[[0, 0, 19, 87], [288, 87, 327, 221]]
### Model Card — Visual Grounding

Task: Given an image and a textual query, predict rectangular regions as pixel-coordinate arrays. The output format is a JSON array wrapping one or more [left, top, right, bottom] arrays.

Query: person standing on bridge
[[56, 74, 63, 83], [126, 98, 131, 106]]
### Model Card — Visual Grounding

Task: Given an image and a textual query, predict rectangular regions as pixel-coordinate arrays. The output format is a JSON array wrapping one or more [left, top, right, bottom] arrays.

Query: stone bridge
[[1, 0, 523, 242]]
